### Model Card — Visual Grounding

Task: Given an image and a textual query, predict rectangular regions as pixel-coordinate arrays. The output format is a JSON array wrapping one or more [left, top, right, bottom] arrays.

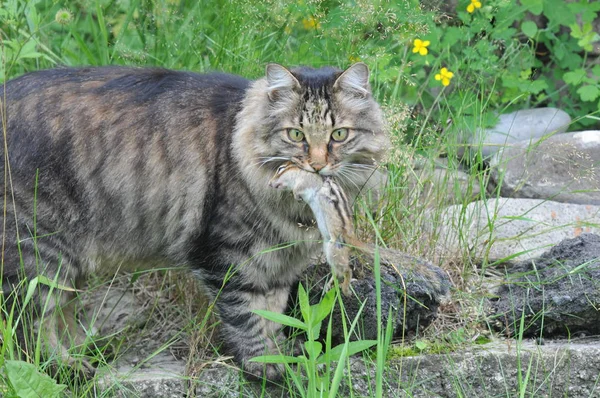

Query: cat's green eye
[[331, 128, 349, 142], [287, 129, 305, 142]]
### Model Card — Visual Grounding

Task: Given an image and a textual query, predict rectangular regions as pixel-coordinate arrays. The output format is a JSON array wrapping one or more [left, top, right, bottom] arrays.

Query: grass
[[1, 0, 600, 397]]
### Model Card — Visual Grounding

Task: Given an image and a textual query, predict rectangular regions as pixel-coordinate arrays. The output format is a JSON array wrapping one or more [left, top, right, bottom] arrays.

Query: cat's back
[[0, 67, 252, 258], [2, 66, 250, 179], [5, 66, 250, 103], [3, 66, 250, 145]]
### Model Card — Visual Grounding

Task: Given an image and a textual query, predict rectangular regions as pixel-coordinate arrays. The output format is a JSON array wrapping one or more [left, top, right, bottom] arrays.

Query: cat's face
[[255, 63, 388, 191]]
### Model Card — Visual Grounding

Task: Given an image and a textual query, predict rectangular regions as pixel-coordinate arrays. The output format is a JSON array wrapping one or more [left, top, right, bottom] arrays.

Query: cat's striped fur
[[0, 63, 443, 380]]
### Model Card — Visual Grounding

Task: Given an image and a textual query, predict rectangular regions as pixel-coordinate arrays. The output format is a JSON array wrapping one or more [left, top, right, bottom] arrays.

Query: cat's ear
[[333, 62, 370, 96], [266, 64, 300, 99]]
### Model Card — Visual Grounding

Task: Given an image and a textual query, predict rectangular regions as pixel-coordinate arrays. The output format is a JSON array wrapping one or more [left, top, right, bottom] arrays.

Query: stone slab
[[459, 108, 571, 158], [489, 130, 600, 205], [96, 339, 600, 397], [433, 198, 600, 263]]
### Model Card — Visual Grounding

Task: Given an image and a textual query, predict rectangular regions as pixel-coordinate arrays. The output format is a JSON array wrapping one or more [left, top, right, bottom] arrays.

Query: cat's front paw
[[242, 360, 284, 382]]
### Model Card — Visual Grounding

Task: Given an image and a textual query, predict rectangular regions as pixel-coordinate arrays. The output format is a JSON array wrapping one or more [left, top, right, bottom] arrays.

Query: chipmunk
[[269, 162, 353, 295], [269, 162, 451, 300]]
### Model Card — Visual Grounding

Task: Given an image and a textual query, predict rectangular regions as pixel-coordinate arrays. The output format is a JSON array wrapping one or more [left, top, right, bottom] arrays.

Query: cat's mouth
[[290, 159, 319, 174], [290, 158, 335, 176]]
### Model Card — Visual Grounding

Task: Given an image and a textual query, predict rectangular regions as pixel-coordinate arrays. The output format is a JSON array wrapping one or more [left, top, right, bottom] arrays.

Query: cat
[[0, 62, 445, 380]]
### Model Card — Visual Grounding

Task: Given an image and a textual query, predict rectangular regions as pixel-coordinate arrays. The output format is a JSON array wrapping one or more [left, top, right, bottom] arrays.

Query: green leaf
[[563, 69, 586, 85], [570, 22, 600, 52], [577, 85, 600, 102], [248, 355, 304, 364], [309, 321, 322, 340], [521, 21, 538, 38], [317, 340, 377, 364], [570, 23, 583, 38], [304, 341, 323, 358], [544, 1, 576, 27], [252, 310, 306, 330], [568, 1, 600, 24], [415, 340, 428, 351], [311, 288, 335, 326], [23, 277, 40, 311], [526, 79, 548, 95], [441, 26, 464, 48], [36, 275, 79, 292], [297, 283, 310, 324], [17, 40, 38, 58], [520, 0, 543, 15], [5, 360, 66, 398]]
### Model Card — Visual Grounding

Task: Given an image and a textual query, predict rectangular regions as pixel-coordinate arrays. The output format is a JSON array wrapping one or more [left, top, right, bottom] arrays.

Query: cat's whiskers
[[342, 163, 372, 178], [254, 156, 290, 168], [335, 168, 362, 191], [342, 163, 378, 171], [239, 156, 290, 180]]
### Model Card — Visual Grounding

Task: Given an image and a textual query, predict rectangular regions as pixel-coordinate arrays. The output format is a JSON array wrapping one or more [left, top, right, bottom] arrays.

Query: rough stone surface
[[83, 262, 448, 396], [459, 108, 571, 158], [492, 233, 600, 338], [489, 130, 600, 205], [348, 340, 600, 397], [433, 198, 600, 262], [97, 340, 600, 397], [303, 254, 450, 343], [100, 356, 188, 397]]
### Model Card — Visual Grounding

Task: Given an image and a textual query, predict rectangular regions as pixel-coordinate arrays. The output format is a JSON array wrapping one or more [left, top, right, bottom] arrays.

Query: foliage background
[[1, 0, 600, 396], [2, 0, 599, 142]]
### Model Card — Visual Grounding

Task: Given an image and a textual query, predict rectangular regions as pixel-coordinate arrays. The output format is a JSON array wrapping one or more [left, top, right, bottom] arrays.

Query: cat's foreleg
[[214, 283, 291, 381]]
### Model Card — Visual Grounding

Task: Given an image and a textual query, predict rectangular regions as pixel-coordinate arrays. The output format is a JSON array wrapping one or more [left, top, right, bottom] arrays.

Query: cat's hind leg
[[2, 226, 94, 376]]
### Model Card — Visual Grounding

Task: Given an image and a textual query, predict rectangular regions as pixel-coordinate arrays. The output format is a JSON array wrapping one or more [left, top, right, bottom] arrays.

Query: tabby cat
[[0, 62, 445, 380]]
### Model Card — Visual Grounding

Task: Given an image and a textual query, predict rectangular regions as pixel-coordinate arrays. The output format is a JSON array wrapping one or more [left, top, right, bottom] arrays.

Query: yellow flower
[[467, 0, 482, 13], [302, 17, 321, 30], [412, 39, 430, 56], [434, 67, 454, 86], [349, 55, 361, 63]]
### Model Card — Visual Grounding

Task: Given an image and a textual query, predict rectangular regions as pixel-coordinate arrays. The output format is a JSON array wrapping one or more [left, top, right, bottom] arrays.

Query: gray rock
[[302, 253, 450, 343], [98, 352, 188, 397], [492, 233, 600, 338], [98, 340, 600, 397], [85, 270, 600, 397], [433, 198, 600, 262], [349, 340, 600, 397], [489, 130, 600, 205], [460, 108, 571, 158]]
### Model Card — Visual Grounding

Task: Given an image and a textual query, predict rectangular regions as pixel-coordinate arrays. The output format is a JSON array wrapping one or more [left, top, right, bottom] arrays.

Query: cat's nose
[[309, 146, 328, 171], [311, 163, 325, 172]]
